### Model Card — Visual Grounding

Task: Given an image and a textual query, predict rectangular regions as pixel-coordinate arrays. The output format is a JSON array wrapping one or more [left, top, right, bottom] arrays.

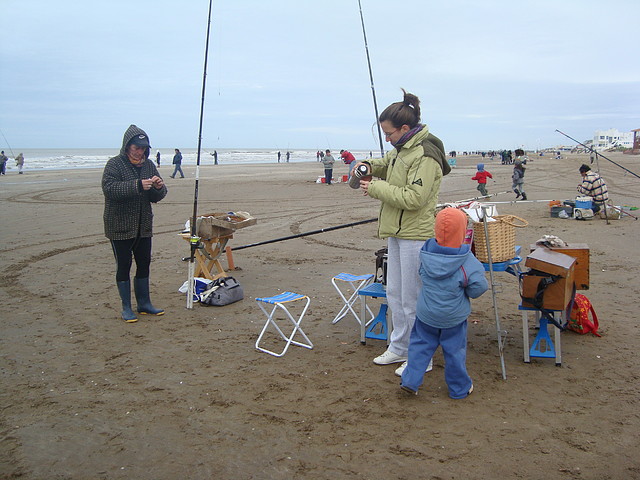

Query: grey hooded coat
[[102, 125, 168, 240]]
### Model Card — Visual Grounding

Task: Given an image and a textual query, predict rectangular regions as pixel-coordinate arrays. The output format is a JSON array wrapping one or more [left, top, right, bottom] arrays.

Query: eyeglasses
[[383, 128, 399, 138]]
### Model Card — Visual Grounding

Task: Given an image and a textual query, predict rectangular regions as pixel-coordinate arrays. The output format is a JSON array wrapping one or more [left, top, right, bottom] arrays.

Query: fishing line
[[357, 0, 385, 159], [187, 0, 214, 309], [555, 129, 640, 180], [0, 129, 16, 158]]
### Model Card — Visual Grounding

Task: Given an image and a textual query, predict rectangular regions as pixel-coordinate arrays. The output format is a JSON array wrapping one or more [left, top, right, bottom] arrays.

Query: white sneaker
[[395, 359, 434, 377], [373, 350, 407, 365]]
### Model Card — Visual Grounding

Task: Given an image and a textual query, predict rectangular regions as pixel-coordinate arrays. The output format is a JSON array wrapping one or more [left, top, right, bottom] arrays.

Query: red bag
[[566, 294, 601, 336]]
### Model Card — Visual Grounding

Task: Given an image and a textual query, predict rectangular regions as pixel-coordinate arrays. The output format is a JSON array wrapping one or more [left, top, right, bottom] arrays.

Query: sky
[[1, 0, 639, 152]]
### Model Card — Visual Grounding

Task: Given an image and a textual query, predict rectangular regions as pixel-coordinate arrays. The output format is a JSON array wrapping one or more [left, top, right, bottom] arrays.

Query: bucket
[[342, 175, 349, 183], [575, 196, 592, 209]]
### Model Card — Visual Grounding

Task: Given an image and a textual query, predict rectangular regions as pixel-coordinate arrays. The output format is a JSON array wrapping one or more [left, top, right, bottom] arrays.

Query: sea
[[2, 148, 378, 172]]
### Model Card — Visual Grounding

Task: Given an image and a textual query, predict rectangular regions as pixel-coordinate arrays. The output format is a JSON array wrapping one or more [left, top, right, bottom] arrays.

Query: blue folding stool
[[255, 292, 313, 357], [519, 304, 563, 366], [357, 282, 390, 345], [331, 273, 375, 326]]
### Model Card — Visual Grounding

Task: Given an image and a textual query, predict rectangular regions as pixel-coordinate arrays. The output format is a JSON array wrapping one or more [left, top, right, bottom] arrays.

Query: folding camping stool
[[255, 292, 314, 357], [331, 273, 375, 325]]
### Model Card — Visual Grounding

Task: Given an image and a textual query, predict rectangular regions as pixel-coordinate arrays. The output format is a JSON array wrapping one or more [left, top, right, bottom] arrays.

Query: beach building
[[593, 128, 633, 150], [627, 128, 640, 154]]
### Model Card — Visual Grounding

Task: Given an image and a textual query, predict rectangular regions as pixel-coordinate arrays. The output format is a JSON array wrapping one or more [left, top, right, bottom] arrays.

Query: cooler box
[[575, 196, 593, 209], [521, 248, 576, 310]]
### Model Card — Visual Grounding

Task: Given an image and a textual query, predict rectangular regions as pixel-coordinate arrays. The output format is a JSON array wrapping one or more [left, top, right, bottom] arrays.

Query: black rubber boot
[[116, 281, 138, 323], [521, 193, 527, 201], [134, 277, 165, 316], [514, 189, 521, 199]]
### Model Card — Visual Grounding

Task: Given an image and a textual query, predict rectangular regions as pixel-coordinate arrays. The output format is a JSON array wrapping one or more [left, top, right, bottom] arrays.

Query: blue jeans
[[401, 319, 472, 399], [324, 168, 332, 184], [171, 164, 184, 178]]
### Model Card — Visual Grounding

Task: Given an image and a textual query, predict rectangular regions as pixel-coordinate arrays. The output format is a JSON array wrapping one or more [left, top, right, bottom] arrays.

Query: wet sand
[[1, 152, 639, 479]]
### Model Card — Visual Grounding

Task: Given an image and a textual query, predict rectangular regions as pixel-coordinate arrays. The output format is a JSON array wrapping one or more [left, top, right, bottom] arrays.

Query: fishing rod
[[555, 129, 640, 180], [444, 190, 511, 205], [357, 0, 385, 159], [232, 218, 377, 251], [232, 191, 513, 252], [0, 129, 16, 158], [187, 0, 214, 310], [478, 199, 555, 204]]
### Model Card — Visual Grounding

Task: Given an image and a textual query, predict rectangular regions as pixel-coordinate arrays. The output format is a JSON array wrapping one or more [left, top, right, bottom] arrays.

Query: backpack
[[566, 293, 600, 336]]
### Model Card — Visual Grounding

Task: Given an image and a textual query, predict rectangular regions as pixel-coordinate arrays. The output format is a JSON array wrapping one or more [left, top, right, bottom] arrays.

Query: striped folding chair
[[255, 292, 313, 357], [331, 273, 375, 326]]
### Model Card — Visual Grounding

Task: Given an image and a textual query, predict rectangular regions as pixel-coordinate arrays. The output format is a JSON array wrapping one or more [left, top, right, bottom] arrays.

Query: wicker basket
[[472, 215, 528, 262]]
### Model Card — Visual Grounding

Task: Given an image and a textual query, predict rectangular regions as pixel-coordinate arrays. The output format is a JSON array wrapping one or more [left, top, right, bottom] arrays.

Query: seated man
[[577, 164, 608, 214]]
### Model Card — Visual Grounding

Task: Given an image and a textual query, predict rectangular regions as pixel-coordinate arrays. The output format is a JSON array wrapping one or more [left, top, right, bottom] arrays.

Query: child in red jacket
[[471, 163, 492, 196]]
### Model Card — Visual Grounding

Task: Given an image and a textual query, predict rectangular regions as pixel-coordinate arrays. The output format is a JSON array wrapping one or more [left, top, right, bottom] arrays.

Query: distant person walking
[[0, 151, 7, 175], [471, 163, 492, 196], [322, 149, 335, 185], [286, 151, 290, 163], [15, 153, 24, 174], [156, 150, 161, 167], [170, 148, 184, 178], [512, 159, 526, 200], [102, 124, 167, 322]]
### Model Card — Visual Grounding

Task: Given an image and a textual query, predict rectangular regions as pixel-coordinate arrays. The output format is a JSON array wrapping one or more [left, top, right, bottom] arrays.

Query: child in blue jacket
[[401, 208, 488, 398]]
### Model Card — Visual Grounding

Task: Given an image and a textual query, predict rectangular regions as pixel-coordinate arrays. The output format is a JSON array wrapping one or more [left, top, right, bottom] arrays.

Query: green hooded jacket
[[366, 125, 443, 240]]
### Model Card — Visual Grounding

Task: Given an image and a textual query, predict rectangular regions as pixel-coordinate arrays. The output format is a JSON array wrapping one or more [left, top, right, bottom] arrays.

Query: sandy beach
[[1, 152, 639, 479]]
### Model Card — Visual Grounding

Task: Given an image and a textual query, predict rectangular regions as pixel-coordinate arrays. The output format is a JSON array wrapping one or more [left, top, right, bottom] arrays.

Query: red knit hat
[[435, 208, 467, 248]]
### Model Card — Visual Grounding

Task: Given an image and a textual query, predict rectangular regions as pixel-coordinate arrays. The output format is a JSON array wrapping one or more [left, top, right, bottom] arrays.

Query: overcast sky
[[1, 0, 638, 152]]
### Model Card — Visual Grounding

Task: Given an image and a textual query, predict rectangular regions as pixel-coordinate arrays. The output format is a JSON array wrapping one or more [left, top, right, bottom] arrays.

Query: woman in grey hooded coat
[[102, 125, 167, 322]]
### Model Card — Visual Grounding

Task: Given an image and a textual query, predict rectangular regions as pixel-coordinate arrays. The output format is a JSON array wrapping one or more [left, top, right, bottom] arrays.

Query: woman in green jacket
[[354, 89, 446, 377]]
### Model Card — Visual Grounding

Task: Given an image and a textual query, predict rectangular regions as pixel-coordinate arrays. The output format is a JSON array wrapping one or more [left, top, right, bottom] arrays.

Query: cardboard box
[[521, 249, 576, 310], [529, 244, 589, 290], [196, 211, 256, 239]]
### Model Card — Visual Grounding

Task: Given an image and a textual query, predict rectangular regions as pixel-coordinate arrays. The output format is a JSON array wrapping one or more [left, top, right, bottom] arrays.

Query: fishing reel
[[181, 236, 202, 261]]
